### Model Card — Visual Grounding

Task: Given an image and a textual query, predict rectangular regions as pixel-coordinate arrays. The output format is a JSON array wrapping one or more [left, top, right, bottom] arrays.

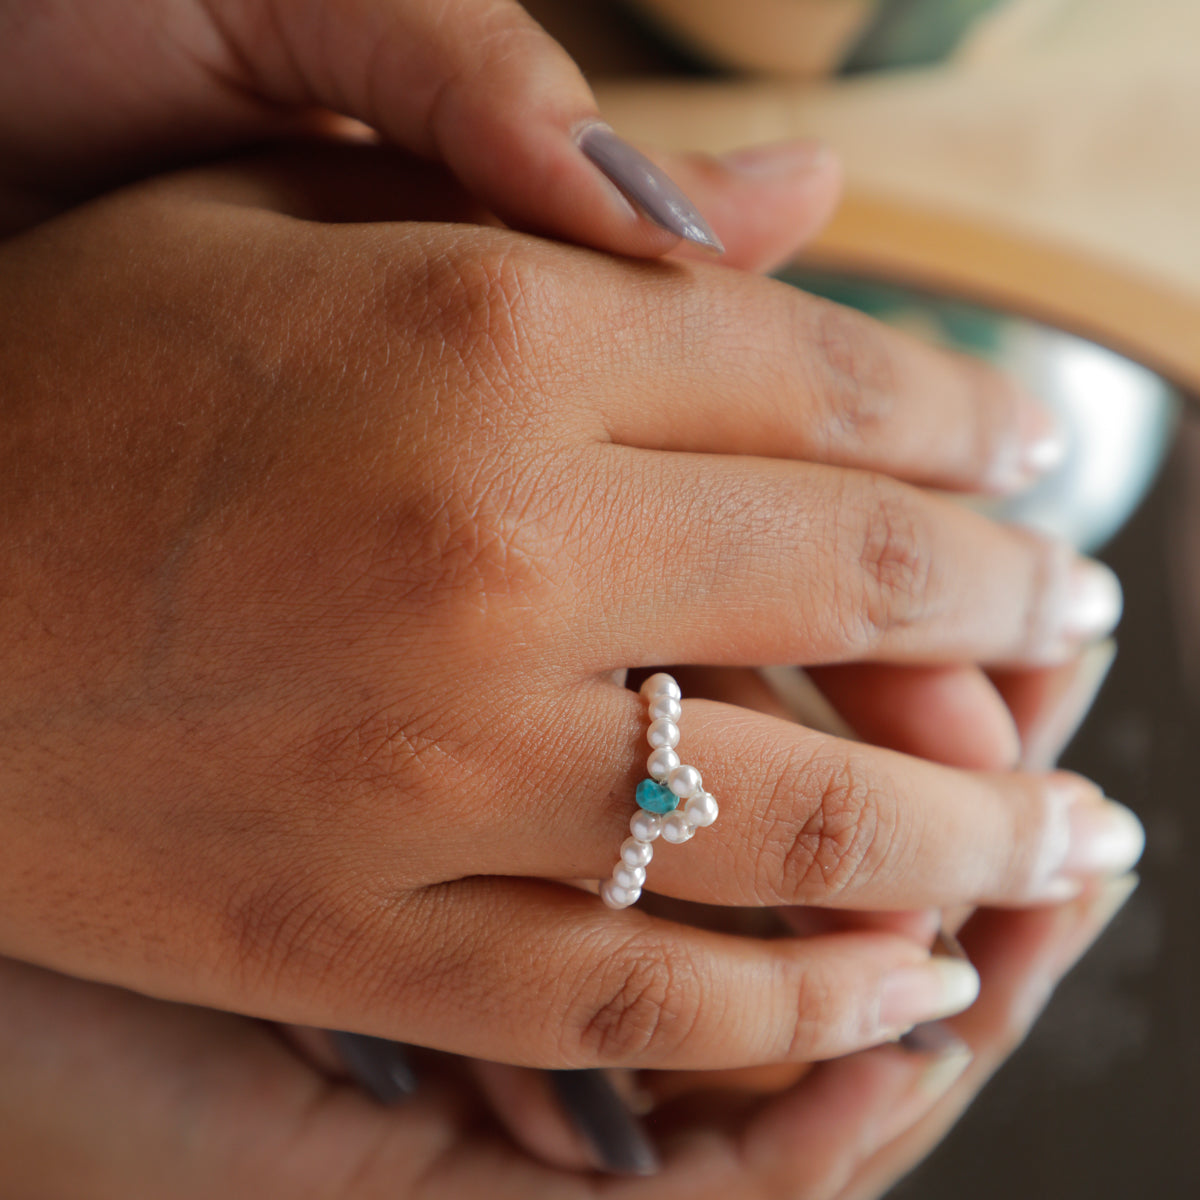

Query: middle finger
[[583, 449, 1121, 669]]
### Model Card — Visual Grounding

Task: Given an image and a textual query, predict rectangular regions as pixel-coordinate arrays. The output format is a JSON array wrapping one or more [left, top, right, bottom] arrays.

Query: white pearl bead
[[600, 880, 639, 909], [648, 695, 682, 723], [612, 863, 647, 890], [684, 791, 719, 828], [661, 811, 695, 844], [667, 764, 702, 799], [620, 836, 654, 868], [647, 747, 680, 780], [630, 811, 663, 842], [647, 718, 680, 750], [640, 673, 681, 701]]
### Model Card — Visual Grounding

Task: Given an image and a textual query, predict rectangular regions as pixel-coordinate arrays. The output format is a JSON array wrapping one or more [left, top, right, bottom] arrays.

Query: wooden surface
[[585, 0, 1200, 391]]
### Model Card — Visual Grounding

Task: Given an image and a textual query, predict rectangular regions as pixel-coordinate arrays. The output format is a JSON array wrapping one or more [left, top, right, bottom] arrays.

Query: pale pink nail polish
[[878, 958, 981, 1038], [1060, 798, 1145, 877], [1062, 561, 1123, 643], [718, 139, 832, 178], [1029, 782, 1144, 899], [987, 393, 1067, 494]]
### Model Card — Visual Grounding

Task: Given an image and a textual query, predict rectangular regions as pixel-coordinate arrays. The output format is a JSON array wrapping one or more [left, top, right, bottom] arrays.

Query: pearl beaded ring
[[599, 673, 719, 910]]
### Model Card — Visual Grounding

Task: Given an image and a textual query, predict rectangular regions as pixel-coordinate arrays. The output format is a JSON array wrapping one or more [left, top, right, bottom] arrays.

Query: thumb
[[214, 0, 721, 256]]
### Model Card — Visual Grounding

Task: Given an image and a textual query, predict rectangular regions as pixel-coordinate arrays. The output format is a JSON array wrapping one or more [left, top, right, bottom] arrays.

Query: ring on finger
[[599, 673, 719, 910]]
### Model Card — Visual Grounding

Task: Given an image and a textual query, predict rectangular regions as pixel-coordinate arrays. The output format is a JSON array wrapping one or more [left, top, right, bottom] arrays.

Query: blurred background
[[529, 1, 1200, 1195]]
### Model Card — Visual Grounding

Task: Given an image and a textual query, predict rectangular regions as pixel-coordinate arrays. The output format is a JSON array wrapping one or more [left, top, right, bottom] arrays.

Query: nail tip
[[329, 1031, 418, 1104], [1090, 871, 1141, 926], [1025, 431, 1069, 474], [931, 957, 982, 1014], [577, 122, 722, 254], [899, 1019, 970, 1058], [1068, 796, 1146, 880], [549, 1069, 660, 1176], [680, 224, 725, 254], [1067, 561, 1124, 642]]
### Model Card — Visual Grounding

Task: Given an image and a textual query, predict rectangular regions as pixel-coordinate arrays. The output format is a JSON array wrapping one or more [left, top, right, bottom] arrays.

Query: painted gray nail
[[329, 1032, 418, 1104], [576, 122, 724, 253], [899, 1019, 970, 1058], [549, 1070, 660, 1176]]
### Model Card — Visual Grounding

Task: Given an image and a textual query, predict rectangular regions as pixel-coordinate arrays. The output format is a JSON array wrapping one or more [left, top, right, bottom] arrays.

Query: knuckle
[[353, 238, 571, 619], [810, 299, 899, 451], [767, 749, 899, 903], [299, 698, 461, 815], [395, 233, 557, 406], [570, 940, 700, 1066], [382, 467, 559, 620], [221, 861, 361, 1002], [842, 478, 935, 651]]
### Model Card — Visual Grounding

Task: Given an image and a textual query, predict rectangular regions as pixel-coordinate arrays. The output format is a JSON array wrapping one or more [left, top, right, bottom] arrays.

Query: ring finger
[[482, 684, 1143, 913]]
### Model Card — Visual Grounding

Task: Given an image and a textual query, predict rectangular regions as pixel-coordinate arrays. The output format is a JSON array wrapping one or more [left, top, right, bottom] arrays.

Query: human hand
[[0, 876, 1137, 1197], [0, 0, 843, 255], [0, 145, 1139, 1076]]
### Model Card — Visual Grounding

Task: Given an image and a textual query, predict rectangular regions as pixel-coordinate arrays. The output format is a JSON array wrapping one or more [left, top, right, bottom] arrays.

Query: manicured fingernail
[[899, 1019, 971, 1058], [1061, 796, 1145, 877], [718, 138, 832, 178], [1062, 560, 1123, 643], [879, 957, 981, 1038], [549, 1070, 660, 1176], [987, 394, 1067, 493], [329, 1032, 417, 1104], [918, 1044, 973, 1107], [1020, 639, 1117, 771], [1031, 783, 1144, 899], [875, 1034, 974, 1150], [576, 122, 725, 253], [1083, 870, 1140, 932]]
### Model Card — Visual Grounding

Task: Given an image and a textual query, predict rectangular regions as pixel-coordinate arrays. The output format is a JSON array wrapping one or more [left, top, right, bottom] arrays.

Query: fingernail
[[917, 1043, 974, 1102], [1062, 560, 1123, 643], [987, 394, 1067, 493], [1061, 796, 1145, 877], [1081, 870, 1140, 933], [1020, 639, 1117, 771], [549, 1070, 660, 1176], [899, 925, 974, 1054], [899, 1019, 971, 1058], [576, 122, 725, 253], [878, 957, 981, 1039], [874, 1032, 974, 1150], [1030, 783, 1144, 899], [328, 1032, 418, 1104], [718, 138, 832, 178]]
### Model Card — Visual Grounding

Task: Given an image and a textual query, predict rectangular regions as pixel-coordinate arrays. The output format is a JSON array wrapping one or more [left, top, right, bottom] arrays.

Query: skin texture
[[0, 879, 1137, 1198], [0, 0, 813, 256], [0, 2, 1139, 1188], [0, 146, 1136, 1076]]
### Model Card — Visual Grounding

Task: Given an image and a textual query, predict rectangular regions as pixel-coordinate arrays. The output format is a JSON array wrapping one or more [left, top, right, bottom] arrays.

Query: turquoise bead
[[636, 778, 678, 814]]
